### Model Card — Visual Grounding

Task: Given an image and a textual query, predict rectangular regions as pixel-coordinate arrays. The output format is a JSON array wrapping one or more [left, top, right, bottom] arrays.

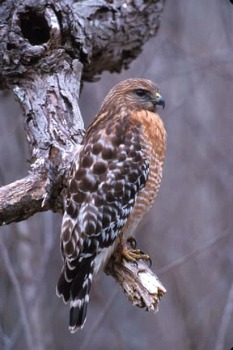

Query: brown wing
[[61, 113, 150, 263]]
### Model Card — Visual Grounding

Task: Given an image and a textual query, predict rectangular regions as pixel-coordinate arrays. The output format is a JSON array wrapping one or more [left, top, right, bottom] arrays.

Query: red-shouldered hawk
[[57, 78, 166, 333]]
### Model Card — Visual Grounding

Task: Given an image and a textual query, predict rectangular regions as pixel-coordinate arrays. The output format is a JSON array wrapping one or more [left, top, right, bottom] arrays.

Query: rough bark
[[105, 251, 166, 312], [0, 0, 166, 326], [0, 0, 165, 225]]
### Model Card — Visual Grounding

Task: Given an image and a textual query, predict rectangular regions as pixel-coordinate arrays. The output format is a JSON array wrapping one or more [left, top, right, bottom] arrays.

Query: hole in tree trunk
[[20, 11, 50, 45]]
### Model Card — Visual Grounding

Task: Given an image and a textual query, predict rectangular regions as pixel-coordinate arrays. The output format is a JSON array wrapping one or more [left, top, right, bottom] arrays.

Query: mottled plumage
[[57, 78, 167, 333]]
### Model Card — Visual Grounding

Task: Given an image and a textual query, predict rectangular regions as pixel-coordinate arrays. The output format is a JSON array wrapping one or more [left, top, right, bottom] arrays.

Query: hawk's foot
[[122, 248, 150, 262], [122, 241, 152, 267]]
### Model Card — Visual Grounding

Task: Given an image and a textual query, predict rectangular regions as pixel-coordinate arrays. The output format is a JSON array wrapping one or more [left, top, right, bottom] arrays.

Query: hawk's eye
[[134, 89, 147, 98]]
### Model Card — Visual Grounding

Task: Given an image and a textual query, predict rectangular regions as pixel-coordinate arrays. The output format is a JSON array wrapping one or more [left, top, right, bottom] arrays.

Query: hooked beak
[[155, 92, 165, 109]]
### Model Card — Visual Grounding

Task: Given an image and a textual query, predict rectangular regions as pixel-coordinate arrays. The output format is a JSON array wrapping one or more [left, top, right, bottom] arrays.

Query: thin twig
[[0, 322, 22, 350], [35, 212, 56, 290], [0, 241, 33, 349], [79, 290, 118, 350], [214, 281, 233, 350], [158, 229, 231, 274]]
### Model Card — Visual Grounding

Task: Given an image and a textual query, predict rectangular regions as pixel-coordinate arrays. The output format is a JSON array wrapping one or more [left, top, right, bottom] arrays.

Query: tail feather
[[56, 269, 71, 303], [57, 256, 95, 333], [69, 258, 94, 332]]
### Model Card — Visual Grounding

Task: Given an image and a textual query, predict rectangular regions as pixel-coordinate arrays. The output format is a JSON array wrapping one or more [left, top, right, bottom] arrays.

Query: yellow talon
[[119, 236, 152, 266], [122, 247, 150, 264]]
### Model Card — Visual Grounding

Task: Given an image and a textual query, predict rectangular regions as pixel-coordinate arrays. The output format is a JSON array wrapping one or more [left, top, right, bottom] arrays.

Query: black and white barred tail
[[57, 257, 95, 332]]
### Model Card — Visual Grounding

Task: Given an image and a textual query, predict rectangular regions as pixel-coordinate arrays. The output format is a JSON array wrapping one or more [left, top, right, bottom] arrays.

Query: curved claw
[[136, 249, 152, 268], [122, 247, 151, 266], [147, 256, 152, 268]]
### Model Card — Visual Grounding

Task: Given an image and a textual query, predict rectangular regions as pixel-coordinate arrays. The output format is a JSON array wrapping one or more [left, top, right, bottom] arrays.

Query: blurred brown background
[[1, 0, 233, 349]]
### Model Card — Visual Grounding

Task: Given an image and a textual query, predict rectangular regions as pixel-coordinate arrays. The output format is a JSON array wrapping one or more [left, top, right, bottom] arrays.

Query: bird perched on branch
[[57, 78, 167, 333]]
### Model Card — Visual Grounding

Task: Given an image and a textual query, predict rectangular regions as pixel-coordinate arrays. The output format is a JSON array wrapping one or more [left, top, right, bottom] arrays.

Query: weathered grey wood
[[106, 253, 167, 312], [0, 0, 165, 86], [0, 0, 166, 322], [0, 174, 47, 225], [0, 0, 165, 225]]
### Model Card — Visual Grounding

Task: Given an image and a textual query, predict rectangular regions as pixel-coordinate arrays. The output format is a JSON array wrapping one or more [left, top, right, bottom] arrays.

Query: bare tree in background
[[0, 1, 166, 349], [1, 1, 233, 350]]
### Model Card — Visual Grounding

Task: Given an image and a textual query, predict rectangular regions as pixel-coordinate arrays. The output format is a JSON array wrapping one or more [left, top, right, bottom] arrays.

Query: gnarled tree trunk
[[0, 1, 166, 348], [0, 0, 165, 224]]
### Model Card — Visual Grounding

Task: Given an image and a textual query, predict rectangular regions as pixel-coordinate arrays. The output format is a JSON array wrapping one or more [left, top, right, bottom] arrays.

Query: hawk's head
[[100, 78, 165, 113]]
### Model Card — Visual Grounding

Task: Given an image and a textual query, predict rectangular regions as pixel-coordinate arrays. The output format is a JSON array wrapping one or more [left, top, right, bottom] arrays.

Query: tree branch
[[72, 0, 165, 80], [105, 249, 166, 312], [0, 174, 47, 225], [0, 241, 33, 349], [0, 0, 165, 224], [0, 0, 167, 323]]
